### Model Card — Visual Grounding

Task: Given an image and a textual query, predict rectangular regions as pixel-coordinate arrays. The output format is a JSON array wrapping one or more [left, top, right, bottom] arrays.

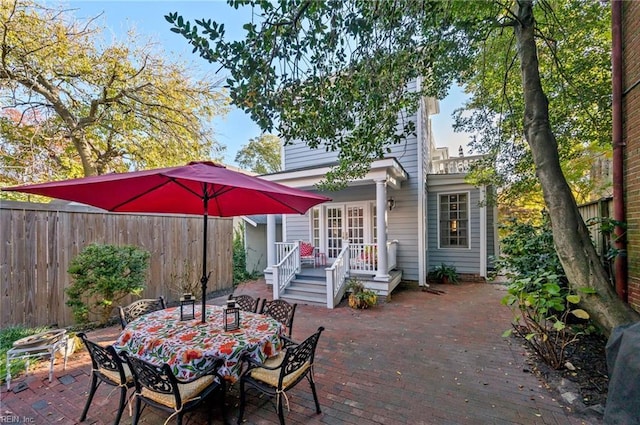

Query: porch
[[265, 241, 403, 308]]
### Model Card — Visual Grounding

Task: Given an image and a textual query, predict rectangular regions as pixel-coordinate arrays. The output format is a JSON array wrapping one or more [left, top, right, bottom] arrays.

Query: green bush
[[431, 263, 458, 283], [501, 271, 593, 369], [345, 278, 378, 309], [233, 224, 258, 285], [496, 214, 596, 369], [66, 243, 150, 325], [493, 215, 564, 282]]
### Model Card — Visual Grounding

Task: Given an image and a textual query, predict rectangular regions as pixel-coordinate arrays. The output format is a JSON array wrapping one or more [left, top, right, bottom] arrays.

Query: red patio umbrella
[[3, 161, 330, 322]]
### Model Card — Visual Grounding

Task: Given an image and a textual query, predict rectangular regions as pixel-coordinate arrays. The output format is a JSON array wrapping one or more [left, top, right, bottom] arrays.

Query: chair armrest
[[240, 352, 282, 373], [280, 335, 299, 349]]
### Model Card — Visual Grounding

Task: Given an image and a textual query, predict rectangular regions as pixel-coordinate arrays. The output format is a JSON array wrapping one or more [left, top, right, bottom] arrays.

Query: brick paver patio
[[0, 280, 602, 424]]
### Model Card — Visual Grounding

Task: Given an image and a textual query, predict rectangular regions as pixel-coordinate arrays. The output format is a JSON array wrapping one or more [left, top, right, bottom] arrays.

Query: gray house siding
[[486, 196, 497, 270], [245, 223, 281, 273], [281, 96, 423, 281], [426, 187, 483, 275], [276, 79, 496, 284], [285, 214, 310, 244]]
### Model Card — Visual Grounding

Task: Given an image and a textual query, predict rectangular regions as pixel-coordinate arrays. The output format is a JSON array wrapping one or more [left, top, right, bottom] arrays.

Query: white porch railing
[[271, 240, 398, 307], [429, 155, 484, 174], [326, 242, 350, 309], [272, 243, 299, 300], [349, 241, 398, 275]]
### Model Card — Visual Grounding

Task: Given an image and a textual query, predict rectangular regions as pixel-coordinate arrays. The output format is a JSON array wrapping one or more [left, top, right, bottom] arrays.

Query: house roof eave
[[261, 157, 409, 190]]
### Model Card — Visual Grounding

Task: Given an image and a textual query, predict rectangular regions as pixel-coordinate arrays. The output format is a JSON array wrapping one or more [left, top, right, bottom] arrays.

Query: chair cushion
[[300, 243, 314, 257], [250, 358, 310, 390], [99, 363, 133, 384], [140, 375, 215, 408]]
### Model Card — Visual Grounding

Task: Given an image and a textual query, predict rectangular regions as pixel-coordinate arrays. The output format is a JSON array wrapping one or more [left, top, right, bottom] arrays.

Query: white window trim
[[437, 191, 471, 250]]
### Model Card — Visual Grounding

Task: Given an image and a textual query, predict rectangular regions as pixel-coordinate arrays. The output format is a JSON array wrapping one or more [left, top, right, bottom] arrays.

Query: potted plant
[[432, 263, 458, 284], [345, 278, 378, 309]]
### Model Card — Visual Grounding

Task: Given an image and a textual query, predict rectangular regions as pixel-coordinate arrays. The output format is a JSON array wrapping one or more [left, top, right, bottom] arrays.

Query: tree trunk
[[514, 0, 638, 335]]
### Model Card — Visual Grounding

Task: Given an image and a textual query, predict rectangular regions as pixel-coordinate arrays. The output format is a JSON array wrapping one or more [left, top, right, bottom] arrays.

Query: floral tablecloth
[[113, 305, 283, 382]]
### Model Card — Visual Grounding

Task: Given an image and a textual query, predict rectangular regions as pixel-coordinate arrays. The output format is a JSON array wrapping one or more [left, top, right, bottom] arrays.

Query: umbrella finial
[[188, 161, 225, 168]]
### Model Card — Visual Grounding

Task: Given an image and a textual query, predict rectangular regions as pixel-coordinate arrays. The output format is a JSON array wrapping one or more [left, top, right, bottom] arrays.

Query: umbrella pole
[[201, 195, 209, 323]]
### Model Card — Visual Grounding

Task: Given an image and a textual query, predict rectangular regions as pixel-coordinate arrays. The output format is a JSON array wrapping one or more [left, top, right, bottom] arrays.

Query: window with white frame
[[439, 193, 469, 248], [311, 208, 320, 248]]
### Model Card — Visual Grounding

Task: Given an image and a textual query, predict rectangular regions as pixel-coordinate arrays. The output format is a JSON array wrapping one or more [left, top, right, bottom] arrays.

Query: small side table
[[315, 252, 327, 267], [6, 329, 69, 390]]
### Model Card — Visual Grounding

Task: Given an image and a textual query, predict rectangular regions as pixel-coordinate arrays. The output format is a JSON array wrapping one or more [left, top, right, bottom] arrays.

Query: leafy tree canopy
[[457, 0, 611, 207], [1, 0, 230, 191], [166, 0, 610, 199], [166, 0, 488, 187], [235, 134, 281, 174]]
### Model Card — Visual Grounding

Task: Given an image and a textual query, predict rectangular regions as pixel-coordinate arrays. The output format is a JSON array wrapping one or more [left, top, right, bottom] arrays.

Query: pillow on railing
[[300, 243, 315, 257], [361, 246, 377, 262]]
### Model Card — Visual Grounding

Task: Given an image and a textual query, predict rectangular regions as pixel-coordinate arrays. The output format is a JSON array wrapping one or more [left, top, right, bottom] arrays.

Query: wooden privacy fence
[[577, 197, 614, 261], [1, 200, 233, 328]]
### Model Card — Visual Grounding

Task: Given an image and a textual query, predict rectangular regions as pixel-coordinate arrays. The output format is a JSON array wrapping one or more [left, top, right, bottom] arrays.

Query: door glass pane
[[326, 207, 343, 258], [312, 208, 320, 248], [346, 206, 365, 244]]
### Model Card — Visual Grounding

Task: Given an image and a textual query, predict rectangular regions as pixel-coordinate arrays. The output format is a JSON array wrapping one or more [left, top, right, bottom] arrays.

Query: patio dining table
[[112, 305, 284, 382]]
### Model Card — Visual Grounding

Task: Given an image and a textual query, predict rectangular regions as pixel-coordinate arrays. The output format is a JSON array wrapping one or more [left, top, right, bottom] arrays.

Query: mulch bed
[[523, 330, 609, 413]]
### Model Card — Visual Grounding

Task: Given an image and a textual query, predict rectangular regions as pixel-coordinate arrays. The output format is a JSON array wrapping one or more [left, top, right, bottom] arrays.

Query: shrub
[[431, 263, 458, 283], [492, 215, 564, 281], [345, 278, 377, 309], [501, 271, 594, 369], [66, 243, 150, 325], [496, 214, 596, 369], [233, 224, 258, 285]]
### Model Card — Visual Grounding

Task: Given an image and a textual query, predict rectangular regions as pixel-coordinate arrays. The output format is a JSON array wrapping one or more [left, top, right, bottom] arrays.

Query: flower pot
[[348, 292, 377, 309]]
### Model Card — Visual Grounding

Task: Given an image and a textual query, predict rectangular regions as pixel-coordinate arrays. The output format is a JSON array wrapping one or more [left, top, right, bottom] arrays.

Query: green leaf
[[571, 309, 590, 320], [502, 329, 513, 337], [553, 321, 565, 331], [566, 294, 580, 304]]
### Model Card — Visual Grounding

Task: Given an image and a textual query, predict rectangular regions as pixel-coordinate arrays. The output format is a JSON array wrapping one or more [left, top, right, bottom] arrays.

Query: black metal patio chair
[[228, 293, 261, 313], [123, 353, 226, 425], [118, 296, 166, 329], [260, 299, 297, 338], [237, 326, 325, 425], [78, 332, 134, 425]]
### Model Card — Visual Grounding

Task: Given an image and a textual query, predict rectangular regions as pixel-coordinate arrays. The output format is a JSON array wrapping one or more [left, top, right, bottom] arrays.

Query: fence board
[[1, 201, 233, 328]]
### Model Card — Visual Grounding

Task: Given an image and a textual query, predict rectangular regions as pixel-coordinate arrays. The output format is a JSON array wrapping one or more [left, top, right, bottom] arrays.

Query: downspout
[[612, 0, 627, 302]]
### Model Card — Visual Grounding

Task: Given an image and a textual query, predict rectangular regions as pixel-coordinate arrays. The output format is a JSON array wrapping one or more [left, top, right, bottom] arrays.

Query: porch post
[[374, 179, 390, 280], [266, 214, 276, 271]]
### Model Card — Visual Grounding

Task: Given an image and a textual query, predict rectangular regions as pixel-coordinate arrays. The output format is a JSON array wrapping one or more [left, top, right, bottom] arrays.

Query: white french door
[[321, 203, 373, 260]]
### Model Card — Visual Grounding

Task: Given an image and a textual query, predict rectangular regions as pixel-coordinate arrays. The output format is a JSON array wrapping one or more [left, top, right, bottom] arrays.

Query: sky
[[66, 0, 473, 165]]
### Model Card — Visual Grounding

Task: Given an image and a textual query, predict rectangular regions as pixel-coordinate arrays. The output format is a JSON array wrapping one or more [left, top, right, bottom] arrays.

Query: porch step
[[280, 277, 327, 307]]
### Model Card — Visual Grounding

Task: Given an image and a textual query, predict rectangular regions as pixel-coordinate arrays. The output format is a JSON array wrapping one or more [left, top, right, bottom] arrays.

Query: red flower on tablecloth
[[147, 325, 165, 333], [182, 349, 203, 363], [256, 323, 269, 332], [120, 332, 132, 344], [263, 340, 273, 357], [179, 332, 198, 342], [143, 338, 163, 353], [219, 341, 237, 355]]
